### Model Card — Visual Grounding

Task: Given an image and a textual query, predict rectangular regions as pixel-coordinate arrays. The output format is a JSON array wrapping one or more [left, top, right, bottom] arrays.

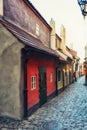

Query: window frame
[[31, 75, 36, 90]]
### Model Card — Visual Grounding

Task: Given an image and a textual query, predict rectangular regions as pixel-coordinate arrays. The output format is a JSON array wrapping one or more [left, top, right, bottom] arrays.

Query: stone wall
[[0, 23, 24, 119]]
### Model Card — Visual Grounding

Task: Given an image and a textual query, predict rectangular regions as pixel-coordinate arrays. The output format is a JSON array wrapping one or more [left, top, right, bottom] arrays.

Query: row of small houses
[[0, 0, 80, 120]]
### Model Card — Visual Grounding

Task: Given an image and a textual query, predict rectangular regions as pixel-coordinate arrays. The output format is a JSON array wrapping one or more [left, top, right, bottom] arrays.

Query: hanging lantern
[[77, 0, 87, 16]]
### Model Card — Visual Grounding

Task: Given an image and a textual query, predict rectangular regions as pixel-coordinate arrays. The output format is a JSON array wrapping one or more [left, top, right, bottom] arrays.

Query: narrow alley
[[0, 76, 87, 130]]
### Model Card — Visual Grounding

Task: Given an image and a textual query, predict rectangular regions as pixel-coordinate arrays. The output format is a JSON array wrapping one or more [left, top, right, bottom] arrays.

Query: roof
[[0, 18, 59, 58], [66, 46, 77, 56], [0, 18, 68, 62], [56, 50, 67, 61], [64, 50, 73, 60], [56, 33, 61, 41], [66, 46, 80, 60]]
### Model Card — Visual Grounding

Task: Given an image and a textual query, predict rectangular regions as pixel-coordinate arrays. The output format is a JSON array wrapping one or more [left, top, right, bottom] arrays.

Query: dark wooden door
[[39, 67, 47, 106]]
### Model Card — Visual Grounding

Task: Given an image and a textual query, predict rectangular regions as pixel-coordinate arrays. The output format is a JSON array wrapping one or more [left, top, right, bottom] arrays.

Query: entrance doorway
[[39, 67, 47, 106]]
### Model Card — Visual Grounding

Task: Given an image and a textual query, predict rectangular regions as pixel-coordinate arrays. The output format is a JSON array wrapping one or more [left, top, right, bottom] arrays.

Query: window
[[58, 70, 61, 81], [31, 75, 36, 90], [36, 23, 39, 36], [50, 73, 53, 83]]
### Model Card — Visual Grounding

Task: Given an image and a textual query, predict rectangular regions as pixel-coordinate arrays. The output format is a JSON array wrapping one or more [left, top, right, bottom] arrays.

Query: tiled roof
[[56, 50, 67, 61], [0, 18, 68, 62], [0, 18, 59, 57], [70, 49, 77, 57], [64, 50, 73, 60], [66, 46, 77, 57], [66, 46, 80, 60]]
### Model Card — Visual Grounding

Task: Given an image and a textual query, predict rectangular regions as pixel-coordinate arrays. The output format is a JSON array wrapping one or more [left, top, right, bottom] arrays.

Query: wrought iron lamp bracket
[[77, 0, 87, 16]]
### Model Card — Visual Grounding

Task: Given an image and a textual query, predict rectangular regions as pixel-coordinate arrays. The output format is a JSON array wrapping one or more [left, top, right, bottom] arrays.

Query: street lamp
[[77, 0, 87, 17]]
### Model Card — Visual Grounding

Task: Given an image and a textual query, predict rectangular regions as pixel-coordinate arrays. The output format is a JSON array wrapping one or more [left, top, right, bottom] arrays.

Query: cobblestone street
[[0, 76, 87, 130]]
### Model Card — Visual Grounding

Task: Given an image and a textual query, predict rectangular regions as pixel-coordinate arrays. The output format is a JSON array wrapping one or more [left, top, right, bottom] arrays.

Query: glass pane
[[31, 75, 36, 90]]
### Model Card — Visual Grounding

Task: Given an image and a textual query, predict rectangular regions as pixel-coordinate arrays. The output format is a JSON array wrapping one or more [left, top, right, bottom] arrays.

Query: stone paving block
[[0, 76, 87, 129]]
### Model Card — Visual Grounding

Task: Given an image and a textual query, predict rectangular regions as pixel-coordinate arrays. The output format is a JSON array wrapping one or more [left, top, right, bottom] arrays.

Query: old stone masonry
[[0, 76, 87, 130]]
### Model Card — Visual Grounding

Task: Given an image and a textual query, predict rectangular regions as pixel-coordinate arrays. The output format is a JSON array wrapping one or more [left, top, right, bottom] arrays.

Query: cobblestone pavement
[[0, 76, 87, 130]]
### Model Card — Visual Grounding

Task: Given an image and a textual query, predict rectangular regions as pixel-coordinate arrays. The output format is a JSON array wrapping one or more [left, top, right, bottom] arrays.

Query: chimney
[[60, 25, 66, 52], [50, 18, 56, 50], [0, 0, 3, 16]]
